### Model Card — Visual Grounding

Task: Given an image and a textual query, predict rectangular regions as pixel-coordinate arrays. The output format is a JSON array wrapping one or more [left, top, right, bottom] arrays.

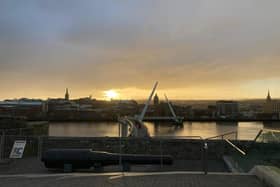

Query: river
[[48, 121, 280, 140]]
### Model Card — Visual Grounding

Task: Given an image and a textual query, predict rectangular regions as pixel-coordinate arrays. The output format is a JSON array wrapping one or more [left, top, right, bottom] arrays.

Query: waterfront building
[[47, 98, 77, 111], [216, 100, 239, 118], [0, 98, 45, 120], [207, 105, 217, 118], [263, 91, 280, 114]]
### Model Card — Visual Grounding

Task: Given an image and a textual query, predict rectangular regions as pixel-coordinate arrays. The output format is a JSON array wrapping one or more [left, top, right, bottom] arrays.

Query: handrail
[[224, 139, 246, 156], [205, 131, 237, 140], [253, 129, 263, 142], [271, 131, 280, 142], [151, 135, 203, 140], [253, 128, 280, 143], [262, 128, 280, 133], [205, 131, 245, 156], [0, 127, 34, 132]]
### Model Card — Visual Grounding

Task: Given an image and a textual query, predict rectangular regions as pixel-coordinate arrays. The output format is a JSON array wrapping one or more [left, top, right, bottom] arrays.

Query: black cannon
[[41, 149, 173, 172]]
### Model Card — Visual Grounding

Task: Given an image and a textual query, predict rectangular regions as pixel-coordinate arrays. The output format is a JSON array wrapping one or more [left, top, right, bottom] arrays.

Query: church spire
[[266, 90, 271, 102], [65, 88, 69, 100]]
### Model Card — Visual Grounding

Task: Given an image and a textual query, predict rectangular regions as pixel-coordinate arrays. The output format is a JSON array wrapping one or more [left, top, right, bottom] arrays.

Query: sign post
[[9, 140, 26, 159]]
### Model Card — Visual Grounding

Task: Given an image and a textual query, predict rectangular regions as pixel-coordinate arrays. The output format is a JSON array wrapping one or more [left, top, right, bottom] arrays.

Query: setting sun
[[104, 90, 119, 100]]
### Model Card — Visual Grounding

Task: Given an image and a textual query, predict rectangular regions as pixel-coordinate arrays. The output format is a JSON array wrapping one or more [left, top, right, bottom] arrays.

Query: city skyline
[[1, 87, 279, 101], [1, 1, 280, 99]]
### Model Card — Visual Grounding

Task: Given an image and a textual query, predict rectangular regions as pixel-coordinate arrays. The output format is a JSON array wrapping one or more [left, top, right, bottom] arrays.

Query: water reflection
[[49, 122, 119, 137], [150, 122, 184, 136], [48, 121, 279, 140]]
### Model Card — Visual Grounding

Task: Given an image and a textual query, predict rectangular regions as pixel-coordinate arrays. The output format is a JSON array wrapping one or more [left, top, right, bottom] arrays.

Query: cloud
[[1, 0, 280, 99]]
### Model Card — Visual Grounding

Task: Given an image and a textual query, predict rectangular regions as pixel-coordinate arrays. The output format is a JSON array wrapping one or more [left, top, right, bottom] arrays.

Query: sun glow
[[104, 90, 119, 100]]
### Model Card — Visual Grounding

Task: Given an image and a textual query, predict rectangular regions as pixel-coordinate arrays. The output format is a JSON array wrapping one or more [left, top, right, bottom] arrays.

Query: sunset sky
[[1, 1, 280, 100]]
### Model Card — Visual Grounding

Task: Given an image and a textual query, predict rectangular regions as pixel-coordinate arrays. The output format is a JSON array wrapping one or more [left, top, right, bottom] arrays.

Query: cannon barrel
[[41, 149, 173, 169]]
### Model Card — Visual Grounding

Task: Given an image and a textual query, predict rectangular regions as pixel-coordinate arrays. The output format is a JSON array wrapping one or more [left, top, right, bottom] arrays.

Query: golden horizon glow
[[104, 90, 119, 100], [1, 83, 280, 101]]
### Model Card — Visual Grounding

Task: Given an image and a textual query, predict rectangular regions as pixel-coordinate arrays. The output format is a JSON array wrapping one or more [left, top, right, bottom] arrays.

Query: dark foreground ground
[[0, 172, 264, 187], [0, 158, 265, 187]]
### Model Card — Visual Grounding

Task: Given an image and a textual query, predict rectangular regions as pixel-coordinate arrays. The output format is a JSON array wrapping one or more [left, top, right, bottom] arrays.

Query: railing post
[[37, 136, 42, 160], [253, 130, 263, 142], [0, 131, 5, 160], [0, 133, 2, 160], [160, 138, 163, 169], [203, 141, 208, 175]]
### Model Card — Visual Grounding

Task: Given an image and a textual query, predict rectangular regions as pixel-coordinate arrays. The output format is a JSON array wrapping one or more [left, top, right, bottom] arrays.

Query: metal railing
[[206, 131, 238, 140], [224, 139, 246, 156], [0, 131, 258, 174], [254, 129, 280, 143], [0, 134, 44, 160], [0, 127, 37, 136], [206, 131, 246, 157]]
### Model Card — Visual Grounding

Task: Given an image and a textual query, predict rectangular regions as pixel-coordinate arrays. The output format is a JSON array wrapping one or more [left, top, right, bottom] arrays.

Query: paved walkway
[[0, 172, 264, 187]]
